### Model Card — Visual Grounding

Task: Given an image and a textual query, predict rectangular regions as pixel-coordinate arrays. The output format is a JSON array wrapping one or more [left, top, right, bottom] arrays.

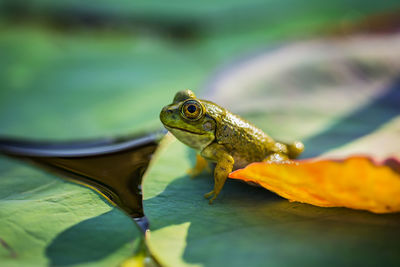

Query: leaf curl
[[229, 157, 400, 213]]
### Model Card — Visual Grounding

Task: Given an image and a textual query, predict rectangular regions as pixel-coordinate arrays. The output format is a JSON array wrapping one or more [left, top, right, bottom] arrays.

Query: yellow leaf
[[229, 157, 400, 213]]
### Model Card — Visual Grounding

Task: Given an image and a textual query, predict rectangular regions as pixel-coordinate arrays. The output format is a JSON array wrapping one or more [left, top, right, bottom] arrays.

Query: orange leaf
[[229, 157, 400, 213]]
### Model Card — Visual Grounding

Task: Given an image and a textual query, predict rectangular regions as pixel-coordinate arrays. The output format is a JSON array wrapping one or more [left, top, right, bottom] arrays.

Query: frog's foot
[[187, 154, 210, 179], [208, 194, 217, 204], [204, 190, 217, 204]]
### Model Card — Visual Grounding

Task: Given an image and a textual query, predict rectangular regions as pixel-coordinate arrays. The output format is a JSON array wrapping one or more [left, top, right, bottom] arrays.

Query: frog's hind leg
[[268, 141, 304, 161], [187, 154, 211, 178], [286, 141, 304, 159], [201, 144, 234, 204]]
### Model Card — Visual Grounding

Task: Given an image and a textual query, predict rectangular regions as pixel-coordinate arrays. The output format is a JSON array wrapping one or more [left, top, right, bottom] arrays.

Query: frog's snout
[[160, 106, 174, 124], [163, 107, 173, 114]]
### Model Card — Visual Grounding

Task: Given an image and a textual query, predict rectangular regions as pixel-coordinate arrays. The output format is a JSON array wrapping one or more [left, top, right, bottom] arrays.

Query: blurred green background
[[0, 1, 399, 266], [1, 0, 399, 140]]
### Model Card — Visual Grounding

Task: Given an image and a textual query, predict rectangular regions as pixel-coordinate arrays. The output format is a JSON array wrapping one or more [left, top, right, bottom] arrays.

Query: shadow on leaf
[[145, 171, 400, 267], [46, 208, 137, 266]]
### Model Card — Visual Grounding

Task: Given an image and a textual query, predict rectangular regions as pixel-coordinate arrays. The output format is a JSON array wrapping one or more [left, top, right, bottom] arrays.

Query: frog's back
[[203, 100, 277, 168]]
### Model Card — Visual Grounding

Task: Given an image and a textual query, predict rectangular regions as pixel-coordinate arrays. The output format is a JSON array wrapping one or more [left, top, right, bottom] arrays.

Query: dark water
[[0, 131, 164, 219]]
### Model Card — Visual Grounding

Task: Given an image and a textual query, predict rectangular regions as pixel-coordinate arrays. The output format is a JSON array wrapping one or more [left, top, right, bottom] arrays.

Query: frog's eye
[[181, 100, 204, 120]]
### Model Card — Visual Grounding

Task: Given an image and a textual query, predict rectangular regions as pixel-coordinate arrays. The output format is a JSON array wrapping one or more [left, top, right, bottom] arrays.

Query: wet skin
[[160, 90, 304, 203]]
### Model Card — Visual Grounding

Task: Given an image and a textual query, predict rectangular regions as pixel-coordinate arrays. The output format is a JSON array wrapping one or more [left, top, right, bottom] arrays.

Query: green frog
[[160, 90, 304, 203]]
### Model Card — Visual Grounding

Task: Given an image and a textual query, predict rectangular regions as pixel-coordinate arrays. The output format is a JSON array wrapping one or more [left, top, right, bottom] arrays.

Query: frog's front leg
[[201, 143, 234, 204], [187, 154, 211, 178]]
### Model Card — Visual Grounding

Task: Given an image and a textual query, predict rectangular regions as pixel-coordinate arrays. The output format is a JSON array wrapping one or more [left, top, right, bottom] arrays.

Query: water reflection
[[0, 131, 164, 218]]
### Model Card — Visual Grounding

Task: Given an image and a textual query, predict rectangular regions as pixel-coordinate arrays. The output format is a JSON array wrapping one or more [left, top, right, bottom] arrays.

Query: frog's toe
[[204, 190, 214, 199], [204, 190, 219, 204], [208, 195, 217, 204]]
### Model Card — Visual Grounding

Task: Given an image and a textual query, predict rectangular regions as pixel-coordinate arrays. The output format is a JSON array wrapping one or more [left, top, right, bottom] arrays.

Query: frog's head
[[160, 90, 216, 150]]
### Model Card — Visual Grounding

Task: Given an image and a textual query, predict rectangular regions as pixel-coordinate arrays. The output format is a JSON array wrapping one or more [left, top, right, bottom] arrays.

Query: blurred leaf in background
[[0, 0, 400, 266], [1, 0, 400, 140]]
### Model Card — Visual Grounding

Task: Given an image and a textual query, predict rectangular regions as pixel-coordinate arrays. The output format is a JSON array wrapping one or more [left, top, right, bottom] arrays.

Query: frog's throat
[[165, 125, 214, 151], [164, 125, 205, 135]]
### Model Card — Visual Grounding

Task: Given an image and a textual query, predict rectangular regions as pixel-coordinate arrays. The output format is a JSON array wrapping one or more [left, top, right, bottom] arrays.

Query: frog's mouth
[[164, 125, 205, 135]]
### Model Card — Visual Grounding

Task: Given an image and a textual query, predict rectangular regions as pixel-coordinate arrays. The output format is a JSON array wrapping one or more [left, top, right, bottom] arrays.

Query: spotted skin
[[160, 90, 304, 203]]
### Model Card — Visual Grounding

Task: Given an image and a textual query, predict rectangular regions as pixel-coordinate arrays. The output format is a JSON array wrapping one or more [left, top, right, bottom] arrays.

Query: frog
[[160, 89, 304, 204]]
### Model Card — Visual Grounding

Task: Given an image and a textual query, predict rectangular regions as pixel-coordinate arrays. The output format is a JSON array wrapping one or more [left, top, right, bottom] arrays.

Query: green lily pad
[[0, 156, 143, 267], [143, 136, 400, 267], [2, 2, 400, 266], [0, 24, 184, 266], [143, 35, 400, 266]]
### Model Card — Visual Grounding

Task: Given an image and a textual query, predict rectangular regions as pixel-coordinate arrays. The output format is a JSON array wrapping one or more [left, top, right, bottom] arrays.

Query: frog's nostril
[[161, 107, 171, 113], [166, 109, 173, 114]]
